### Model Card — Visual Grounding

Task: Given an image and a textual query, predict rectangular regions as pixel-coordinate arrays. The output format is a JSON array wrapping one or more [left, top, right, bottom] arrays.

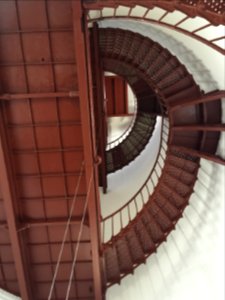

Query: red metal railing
[[101, 117, 169, 243]]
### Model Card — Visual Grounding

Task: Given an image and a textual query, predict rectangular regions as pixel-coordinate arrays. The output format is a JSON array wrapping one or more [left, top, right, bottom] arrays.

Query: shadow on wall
[[106, 159, 224, 300]]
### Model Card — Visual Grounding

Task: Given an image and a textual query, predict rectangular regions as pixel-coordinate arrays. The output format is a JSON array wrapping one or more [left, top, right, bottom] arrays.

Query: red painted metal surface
[[105, 76, 128, 116], [0, 91, 78, 100], [0, 109, 32, 300], [0, 0, 102, 299], [71, 2, 104, 299], [0, 0, 224, 298], [90, 23, 108, 193]]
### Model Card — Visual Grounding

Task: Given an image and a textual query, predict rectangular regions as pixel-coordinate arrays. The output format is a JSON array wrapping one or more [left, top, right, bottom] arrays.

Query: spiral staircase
[[94, 26, 223, 288], [0, 1, 224, 300]]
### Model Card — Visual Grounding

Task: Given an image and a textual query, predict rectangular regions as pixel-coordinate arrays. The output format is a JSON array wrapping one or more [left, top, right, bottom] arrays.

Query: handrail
[[106, 96, 138, 150], [101, 117, 169, 243]]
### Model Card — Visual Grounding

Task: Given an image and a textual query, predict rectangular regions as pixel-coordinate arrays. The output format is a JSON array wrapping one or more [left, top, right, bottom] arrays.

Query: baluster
[[162, 135, 168, 145], [145, 184, 150, 197], [102, 220, 105, 243], [161, 143, 167, 155], [150, 177, 155, 190], [128, 204, 131, 222], [140, 190, 145, 206], [112, 216, 114, 238], [152, 171, 157, 187], [120, 210, 123, 230], [155, 164, 161, 179], [134, 197, 138, 214], [158, 155, 164, 169]]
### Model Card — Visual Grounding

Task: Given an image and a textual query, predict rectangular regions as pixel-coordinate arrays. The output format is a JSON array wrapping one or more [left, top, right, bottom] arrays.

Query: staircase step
[[154, 193, 182, 221], [158, 65, 187, 90], [165, 164, 196, 185], [124, 34, 144, 63], [116, 239, 133, 274], [111, 30, 126, 58], [166, 85, 201, 104], [139, 43, 161, 71], [134, 218, 156, 253], [162, 173, 192, 198], [152, 56, 179, 83], [148, 201, 174, 233], [166, 153, 199, 173], [126, 231, 145, 264], [104, 246, 121, 283], [147, 49, 171, 77], [159, 183, 187, 209], [133, 39, 152, 66], [162, 75, 195, 97], [141, 211, 165, 244]]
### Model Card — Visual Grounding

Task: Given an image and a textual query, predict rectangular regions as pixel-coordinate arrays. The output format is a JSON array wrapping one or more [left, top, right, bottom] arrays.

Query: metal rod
[[172, 124, 225, 132], [0, 91, 78, 100]]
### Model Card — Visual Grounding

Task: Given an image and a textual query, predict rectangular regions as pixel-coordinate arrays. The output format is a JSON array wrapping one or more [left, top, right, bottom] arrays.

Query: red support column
[[0, 91, 78, 100], [91, 22, 108, 193], [0, 109, 32, 300], [172, 124, 225, 132], [72, 1, 103, 299]]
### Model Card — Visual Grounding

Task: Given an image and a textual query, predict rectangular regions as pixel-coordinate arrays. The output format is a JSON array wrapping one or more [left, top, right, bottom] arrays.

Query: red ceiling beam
[[172, 124, 225, 132], [169, 90, 225, 111], [0, 91, 78, 100], [0, 109, 32, 300], [1, 218, 85, 230], [171, 146, 225, 166], [72, 1, 103, 299]]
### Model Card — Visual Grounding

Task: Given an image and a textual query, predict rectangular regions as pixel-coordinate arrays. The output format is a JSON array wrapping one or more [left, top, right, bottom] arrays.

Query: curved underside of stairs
[[105, 69, 159, 173], [99, 28, 221, 154], [104, 146, 199, 285], [99, 28, 222, 287], [103, 51, 163, 173], [106, 112, 156, 173]]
